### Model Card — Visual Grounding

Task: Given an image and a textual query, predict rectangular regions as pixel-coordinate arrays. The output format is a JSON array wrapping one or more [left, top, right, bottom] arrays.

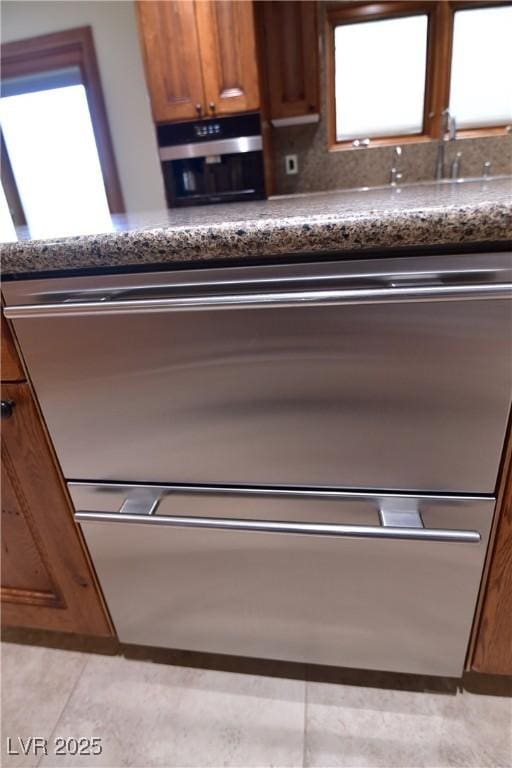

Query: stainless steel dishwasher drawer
[[5, 254, 512, 494], [70, 483, 494, 676]]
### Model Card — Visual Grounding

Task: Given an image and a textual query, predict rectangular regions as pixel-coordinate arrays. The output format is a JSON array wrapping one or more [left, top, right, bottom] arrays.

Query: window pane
[[0, 183, 18, 243], [334, 15, 428, 141], [449, 6, 512, 129], [2, 66, 82, 98], [0, 84, 112, 239]]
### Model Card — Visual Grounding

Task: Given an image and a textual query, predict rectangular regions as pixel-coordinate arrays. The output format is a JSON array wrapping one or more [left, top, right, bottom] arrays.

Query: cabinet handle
[[209, 102, 216, 113], [75, 509, 481, 543], [75, 489, 481, 544], [195, 103, 202, 116], [1, 400, 15, 419], [8, 281, 511, 318]]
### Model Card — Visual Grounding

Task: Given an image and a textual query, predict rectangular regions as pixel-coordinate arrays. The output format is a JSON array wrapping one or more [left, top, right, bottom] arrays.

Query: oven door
[[162, 150, 265, 207], [4, 253, 512, 493], [70, 482, 494, 676]]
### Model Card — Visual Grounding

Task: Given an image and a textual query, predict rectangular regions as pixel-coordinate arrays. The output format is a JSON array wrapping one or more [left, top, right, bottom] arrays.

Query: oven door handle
[[5, 281, 512, 318], [75, 509, 481, 543]]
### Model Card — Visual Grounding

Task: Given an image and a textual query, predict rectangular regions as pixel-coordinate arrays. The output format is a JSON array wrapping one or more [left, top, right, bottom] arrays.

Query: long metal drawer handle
[[5, 282, 511, 318], [75, 510, 481, 543]]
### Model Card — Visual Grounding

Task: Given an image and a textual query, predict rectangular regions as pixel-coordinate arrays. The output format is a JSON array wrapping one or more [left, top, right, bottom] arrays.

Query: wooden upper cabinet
[[261, 1, 319, 121], [137, 0, 259, 123], [195, 1, 259, 116], [136, 0, 205, 122]]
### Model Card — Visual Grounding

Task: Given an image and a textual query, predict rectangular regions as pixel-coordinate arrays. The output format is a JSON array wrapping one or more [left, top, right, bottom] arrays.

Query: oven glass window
[[163, 151, 264, 206]]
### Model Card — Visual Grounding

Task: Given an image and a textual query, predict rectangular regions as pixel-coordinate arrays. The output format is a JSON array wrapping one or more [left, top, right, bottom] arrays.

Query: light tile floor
[[1, 642, 511, 768]]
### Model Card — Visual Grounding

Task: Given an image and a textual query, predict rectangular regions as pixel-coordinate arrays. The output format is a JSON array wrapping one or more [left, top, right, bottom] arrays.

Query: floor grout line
[[35, 650, 91, 768]]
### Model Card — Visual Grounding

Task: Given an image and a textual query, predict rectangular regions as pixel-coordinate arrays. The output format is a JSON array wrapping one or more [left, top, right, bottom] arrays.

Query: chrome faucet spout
[[435, 109, 451, 181], [448, 116, 457, 141]]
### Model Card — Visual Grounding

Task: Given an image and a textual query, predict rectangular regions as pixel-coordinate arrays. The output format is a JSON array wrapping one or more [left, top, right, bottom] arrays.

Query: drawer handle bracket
[[119, 488, 161, 516], [379, 508, 424, 529]]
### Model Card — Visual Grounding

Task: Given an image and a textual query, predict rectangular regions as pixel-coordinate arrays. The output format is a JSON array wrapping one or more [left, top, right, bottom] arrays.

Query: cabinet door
[[471, 423, 512, 675], [195, 0, 259, 116], [262, 1, 319, 120], [1, 311, 24, 382], [1, 382, 112, 636], [136, 0, 205, 122]]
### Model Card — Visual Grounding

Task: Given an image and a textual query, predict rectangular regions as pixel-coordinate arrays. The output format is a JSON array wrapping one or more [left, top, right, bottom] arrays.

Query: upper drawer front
[[5, 255, 512, 493]]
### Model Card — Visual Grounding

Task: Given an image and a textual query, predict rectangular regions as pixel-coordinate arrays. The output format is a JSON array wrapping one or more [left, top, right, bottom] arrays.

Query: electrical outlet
[[285, 154, 299, 175]]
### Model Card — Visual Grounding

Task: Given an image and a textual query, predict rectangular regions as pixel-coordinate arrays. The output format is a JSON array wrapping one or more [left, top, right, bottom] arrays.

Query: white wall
[[1, 0, 167, 213]]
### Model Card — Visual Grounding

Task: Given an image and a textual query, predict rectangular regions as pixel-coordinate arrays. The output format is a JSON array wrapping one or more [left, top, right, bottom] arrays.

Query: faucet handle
[[451, 151, 462, 180], [390, 146, 403, 186]]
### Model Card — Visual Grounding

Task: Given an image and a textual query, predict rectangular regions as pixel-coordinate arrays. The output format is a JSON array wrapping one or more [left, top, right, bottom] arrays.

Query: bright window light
[[0, 183, 18, 243], [449, 6, 512, 129], [334, 15, 428, 141], [0, 84, 113, 239]]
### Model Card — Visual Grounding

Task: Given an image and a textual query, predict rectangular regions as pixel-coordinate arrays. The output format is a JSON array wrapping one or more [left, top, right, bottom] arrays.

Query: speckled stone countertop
[[2, 177, 511, 276]]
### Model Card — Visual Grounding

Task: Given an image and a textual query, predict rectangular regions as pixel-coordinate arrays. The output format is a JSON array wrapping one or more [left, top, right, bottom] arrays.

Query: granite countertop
[[2, 177, 511, 276]]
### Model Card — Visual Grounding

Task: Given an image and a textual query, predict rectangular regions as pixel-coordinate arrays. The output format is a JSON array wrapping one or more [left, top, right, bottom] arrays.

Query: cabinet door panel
[[137, 0, 205, 122], [263, 1, 319, 120], [196, 0, 259, 115], [1, 312, 24, 382], [471, 423, 512, 675], [1, 456, 58, 604], [1, 382, 112, 635]]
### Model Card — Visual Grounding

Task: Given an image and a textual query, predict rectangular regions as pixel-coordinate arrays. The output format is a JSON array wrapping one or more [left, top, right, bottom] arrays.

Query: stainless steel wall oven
[[158, 113, 265, 207], [4, 251, 511, 676]]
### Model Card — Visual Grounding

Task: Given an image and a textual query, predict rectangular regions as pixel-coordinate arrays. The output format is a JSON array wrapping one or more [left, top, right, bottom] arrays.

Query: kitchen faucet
[[436, 110, 458, 180]]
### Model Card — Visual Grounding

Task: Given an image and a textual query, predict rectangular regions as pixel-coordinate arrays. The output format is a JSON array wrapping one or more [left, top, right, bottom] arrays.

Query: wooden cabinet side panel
[[196, 0, 260, 115], [471, 425, 512, 675], [263, 1, 319, 120], [1, 382, 112, 636], [1, 313, 25, 382], [136, 0, 205, 122]]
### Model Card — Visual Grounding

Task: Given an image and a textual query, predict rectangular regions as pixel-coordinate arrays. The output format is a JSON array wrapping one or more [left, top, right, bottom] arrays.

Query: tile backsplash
[[271, 4, 512, 196]]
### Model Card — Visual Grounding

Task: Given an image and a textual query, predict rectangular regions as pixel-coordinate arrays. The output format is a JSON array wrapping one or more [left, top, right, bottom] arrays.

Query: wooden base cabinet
[[470, 420, 512, 675], [1, 328, 112, 635]]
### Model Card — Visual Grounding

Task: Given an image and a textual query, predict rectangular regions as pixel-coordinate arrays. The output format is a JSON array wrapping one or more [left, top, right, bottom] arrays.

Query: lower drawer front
[[73, 486, 493, 676]]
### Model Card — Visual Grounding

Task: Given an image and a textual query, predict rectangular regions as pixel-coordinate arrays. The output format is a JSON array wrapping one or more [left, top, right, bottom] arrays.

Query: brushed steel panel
[[6, 254, 511, 493], [12, 296, 511, 492], [77, 491, 493, 676]]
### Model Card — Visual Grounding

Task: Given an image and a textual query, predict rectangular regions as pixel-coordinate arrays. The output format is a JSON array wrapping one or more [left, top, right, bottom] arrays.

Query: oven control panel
[[194, 123, 221, 138], [157, 112, 261, 148]]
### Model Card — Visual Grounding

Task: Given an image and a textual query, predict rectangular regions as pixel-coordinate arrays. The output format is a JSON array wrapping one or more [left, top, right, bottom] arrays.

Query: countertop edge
[[2, 196, 511, 277]]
